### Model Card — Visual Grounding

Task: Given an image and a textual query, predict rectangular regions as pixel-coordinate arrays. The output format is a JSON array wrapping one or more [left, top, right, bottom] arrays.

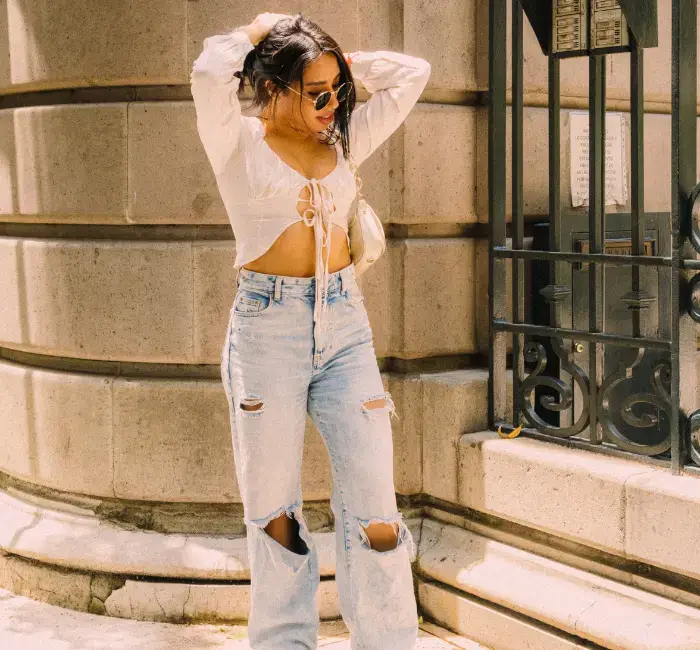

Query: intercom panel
[[590, 0, 629, 51], [552, 0, 589, 55]]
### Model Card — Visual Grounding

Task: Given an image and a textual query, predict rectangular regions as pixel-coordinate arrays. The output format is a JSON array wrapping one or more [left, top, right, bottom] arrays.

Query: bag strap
[[347, 152, 364, 199]]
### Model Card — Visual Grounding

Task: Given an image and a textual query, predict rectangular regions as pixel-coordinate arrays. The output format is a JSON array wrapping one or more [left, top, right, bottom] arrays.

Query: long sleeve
[[190, 29, 255, 175], [346, 50, 431, 166]]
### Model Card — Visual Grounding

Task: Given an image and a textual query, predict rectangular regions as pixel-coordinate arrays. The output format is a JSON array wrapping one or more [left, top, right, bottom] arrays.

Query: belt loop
[[274, 275, 282, 302], [236, 271, 241, 288], [339, 268, 344, 296]]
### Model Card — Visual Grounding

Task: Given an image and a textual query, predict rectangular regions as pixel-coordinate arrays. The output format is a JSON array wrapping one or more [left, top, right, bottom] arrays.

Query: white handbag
[[347, 153, 386, 277]]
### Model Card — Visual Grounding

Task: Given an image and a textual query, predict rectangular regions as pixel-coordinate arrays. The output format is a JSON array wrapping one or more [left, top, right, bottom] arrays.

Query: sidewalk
[[0, 588, 485, 650]]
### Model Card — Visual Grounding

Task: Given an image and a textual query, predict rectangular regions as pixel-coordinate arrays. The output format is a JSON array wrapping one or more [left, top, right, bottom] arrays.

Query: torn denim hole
[[356, 512, 417, 561], [247, 500, 314, 574], [361, 391, 400, 421], [238, 395, 265, 417]]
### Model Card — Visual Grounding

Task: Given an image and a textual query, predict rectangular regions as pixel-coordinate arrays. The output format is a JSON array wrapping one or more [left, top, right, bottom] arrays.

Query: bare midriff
[[242, 221, 351, 277]]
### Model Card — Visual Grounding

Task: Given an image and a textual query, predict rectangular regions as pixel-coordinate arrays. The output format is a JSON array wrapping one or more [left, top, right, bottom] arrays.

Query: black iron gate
[[488, 0, 700, 474]]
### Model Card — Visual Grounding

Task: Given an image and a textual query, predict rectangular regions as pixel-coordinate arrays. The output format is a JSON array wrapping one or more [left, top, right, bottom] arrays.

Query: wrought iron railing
[[488, 0, 700, 474]]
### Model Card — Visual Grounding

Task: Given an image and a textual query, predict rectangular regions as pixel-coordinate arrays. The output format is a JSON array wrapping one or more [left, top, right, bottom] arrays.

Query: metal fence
[[488, 0, 700, 474]]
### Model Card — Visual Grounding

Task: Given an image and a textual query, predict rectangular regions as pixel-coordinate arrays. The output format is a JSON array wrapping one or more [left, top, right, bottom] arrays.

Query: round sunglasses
[[276, 76, 353, 111]]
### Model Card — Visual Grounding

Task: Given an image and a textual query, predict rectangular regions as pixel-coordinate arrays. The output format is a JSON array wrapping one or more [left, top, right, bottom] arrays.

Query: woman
[[191, 11, 431, 649]]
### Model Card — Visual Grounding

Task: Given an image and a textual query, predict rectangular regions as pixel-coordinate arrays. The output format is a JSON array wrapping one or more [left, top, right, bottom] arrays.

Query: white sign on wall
[[570, 111, 628, 208]]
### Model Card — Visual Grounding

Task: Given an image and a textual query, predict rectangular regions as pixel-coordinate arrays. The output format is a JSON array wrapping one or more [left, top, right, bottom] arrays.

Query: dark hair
[[235, 13, 356, 161]]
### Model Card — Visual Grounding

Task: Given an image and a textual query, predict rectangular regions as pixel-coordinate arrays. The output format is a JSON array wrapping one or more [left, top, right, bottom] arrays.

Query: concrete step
[[0, 482, 425, 622], [417, 518, 700, 650], [0, 587, 487, 650]]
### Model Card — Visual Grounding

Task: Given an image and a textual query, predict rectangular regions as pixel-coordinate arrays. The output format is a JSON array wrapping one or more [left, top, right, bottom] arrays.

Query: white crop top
[[190, 28, 431, 348]]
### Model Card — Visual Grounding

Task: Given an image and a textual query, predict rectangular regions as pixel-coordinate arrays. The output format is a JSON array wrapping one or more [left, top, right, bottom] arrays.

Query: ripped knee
[[239, 395, 265, 415], [356, 513, 416, 560], [263, 511, 308, 555], [247, 502, 313, 566], [361, 391, 399, 420], [360, 520, 400, 551]]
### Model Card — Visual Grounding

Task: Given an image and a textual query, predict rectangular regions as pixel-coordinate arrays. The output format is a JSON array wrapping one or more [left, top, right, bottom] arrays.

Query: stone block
[[3, 0, 184, 89], [112, 378, 238, 502], [128, 102, 227, 224], [457, 432, 647, 554], [395, 238, 477, 358], [406, 0, 479, 93], [193, 242, 238, 363], [0, 110, 15, 217], [0, 360, 114, 496], [404, 106, 477, 224], [626, 470, 700, 581], [187, 0, 398, 74], [422, 369, 489, 502], [357, 248, 392, 358], [0, 238, 194, 362], [387, 374, 424, 495], [14, 105, 126, 219]]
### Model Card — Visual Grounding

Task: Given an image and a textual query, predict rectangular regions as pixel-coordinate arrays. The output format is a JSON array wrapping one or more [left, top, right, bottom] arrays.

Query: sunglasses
[[276, 77, 353, 111]]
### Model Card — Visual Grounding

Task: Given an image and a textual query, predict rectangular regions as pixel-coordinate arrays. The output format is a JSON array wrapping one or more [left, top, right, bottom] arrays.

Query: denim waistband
[[236, 262, 357, 298]]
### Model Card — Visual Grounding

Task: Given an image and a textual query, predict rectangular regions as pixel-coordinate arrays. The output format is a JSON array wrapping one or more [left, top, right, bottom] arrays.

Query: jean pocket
[[233, 289, 272, 317]]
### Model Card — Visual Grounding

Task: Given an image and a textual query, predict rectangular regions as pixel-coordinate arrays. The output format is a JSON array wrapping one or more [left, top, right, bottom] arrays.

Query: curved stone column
[[0, 0, 486, 622]]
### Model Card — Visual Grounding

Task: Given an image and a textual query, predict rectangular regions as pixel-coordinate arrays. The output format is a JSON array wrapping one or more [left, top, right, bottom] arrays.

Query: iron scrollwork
[[688, 410, 700, 466], [519, 338, 590, 437], [598, 349, 672, 456], [518, 339, 673, 458], [686, 273, 700, 323], [688, 182, 700, 255]]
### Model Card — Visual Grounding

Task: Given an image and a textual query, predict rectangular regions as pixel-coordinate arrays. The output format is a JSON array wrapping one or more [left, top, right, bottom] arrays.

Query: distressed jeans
[[220, 262, 418, 650]]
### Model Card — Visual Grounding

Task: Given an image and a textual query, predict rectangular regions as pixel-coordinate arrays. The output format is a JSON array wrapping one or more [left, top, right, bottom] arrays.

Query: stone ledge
[[0, 586, 487, 648], [457, 431, 657, 555], [417, 519, 700, 650], [102, 578, 340, 624], [0, 482, 422, 582], [0, 553, 340, 624], [0, 485, 332, 580], [418, 580, 587, 650], [0, 484, 422, 623], [7, 473, 700, 645], [457, 432, 700, 584], [626, 471, 700, 582]]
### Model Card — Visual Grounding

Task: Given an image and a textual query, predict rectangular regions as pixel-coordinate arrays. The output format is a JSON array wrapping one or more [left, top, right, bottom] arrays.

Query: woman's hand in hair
[[245, 12, 295, 45]]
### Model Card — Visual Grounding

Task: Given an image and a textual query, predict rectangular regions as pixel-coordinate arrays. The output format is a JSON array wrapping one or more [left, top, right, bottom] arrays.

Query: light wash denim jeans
[[220, 262, 418, 650]]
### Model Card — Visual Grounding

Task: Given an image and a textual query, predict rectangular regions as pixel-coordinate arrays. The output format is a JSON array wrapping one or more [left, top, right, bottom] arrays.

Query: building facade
[[1, 1, 700, 646]]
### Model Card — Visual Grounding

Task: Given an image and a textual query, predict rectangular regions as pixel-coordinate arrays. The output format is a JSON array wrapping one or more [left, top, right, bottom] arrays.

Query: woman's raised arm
[[346, 50, 431, 167], [190, 14, 293, 176], [190, 28, 256, 175]]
